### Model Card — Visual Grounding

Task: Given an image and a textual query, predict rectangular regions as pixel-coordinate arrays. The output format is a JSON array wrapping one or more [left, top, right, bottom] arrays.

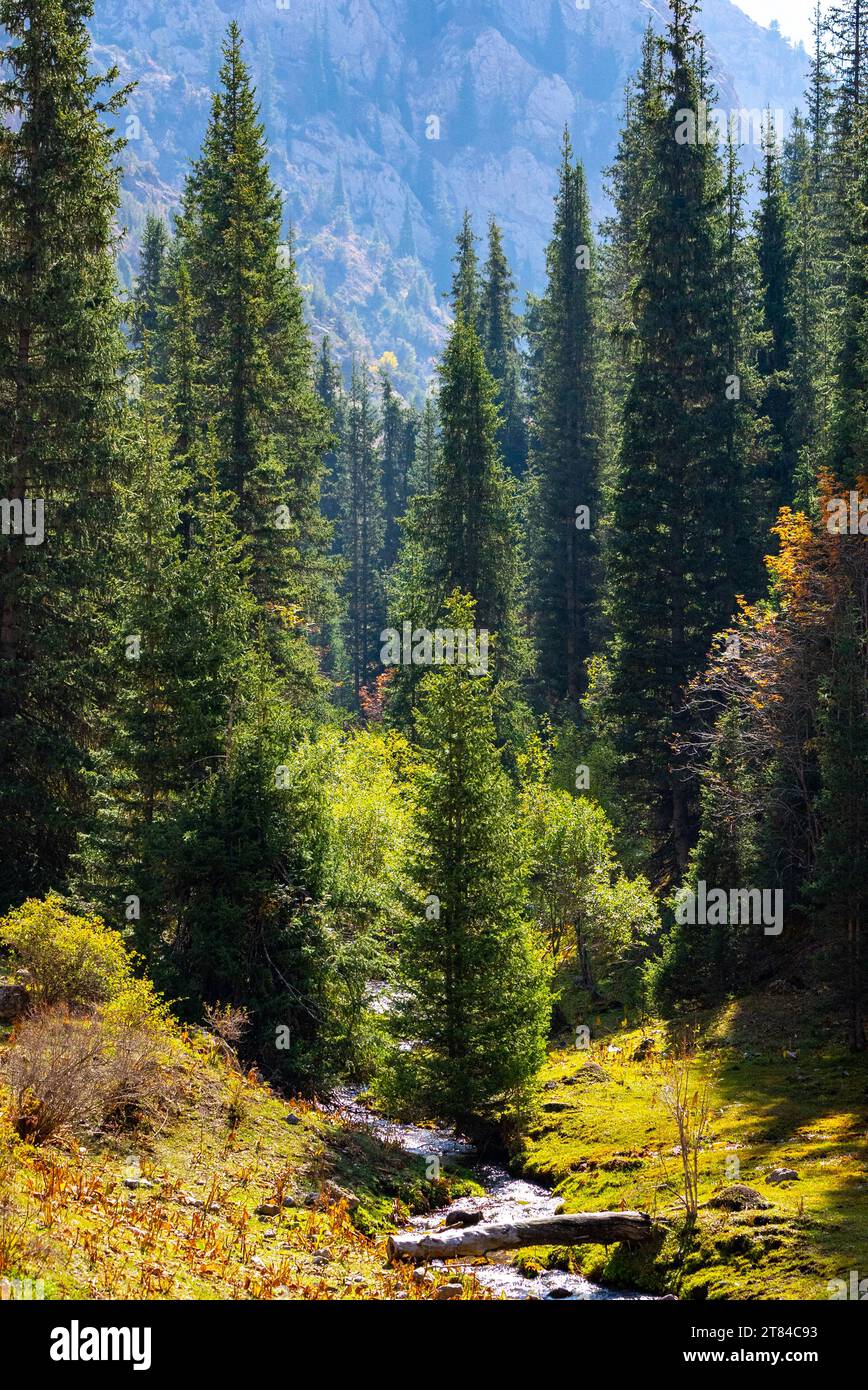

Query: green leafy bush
[[0, 895, 158, 1013]]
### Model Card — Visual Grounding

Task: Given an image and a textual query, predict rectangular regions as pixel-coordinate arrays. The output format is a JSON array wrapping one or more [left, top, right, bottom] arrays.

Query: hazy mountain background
[[93, 0, 812, 399]]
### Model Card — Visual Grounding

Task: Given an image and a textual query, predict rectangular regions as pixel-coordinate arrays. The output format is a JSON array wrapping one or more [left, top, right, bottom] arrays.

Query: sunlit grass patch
[[518, 990, 868, 1299]]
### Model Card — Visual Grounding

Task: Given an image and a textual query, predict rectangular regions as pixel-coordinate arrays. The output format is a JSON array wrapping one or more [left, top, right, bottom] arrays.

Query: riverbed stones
[[433, 1282, 463, 1300]]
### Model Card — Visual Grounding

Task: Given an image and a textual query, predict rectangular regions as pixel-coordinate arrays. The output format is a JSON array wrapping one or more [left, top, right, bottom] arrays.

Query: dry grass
[[2, 1007, 173, 1144], [0, 1022, 480, 1300]]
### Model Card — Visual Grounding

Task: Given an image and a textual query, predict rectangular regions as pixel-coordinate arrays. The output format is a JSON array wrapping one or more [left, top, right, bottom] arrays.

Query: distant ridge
[[92, 0, 809, 396]]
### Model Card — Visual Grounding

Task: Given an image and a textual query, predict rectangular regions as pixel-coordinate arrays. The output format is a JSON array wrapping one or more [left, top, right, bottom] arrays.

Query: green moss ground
[[514, 991, 868, 1299]]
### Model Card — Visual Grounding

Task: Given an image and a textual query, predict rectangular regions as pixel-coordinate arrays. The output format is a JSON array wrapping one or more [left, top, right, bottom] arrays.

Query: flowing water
[[330, 1087, 653, 1301]]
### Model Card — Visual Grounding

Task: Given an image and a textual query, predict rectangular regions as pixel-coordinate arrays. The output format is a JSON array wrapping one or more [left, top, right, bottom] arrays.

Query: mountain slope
[[92, 0, 811, 396]]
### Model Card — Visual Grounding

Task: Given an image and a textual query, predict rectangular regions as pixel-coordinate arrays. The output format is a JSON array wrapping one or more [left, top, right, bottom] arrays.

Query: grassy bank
[[0, 1024, 481, 1301], [514, 989, 868, 1299]]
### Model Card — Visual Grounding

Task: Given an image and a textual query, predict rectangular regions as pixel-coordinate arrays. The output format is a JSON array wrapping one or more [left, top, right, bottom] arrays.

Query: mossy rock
[[706, 1184, 772, 1211], [573, 1062, 609, 1085]]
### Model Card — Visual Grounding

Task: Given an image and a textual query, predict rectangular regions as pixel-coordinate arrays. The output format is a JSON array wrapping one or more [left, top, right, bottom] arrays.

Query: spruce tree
[[600, 22, 661, 383], [75, 386, 256, 939], [315, 334, 344, 527], [754, 120, 797, 516], [174, 22, 332, 662], [605, 0, 742, 877], [380, 375, 410, 569], [807, 0, 835, 181], [825, 0, 867, 307], [0, 0, 128, 910], [391, 593, 550, 1132], [528, 131, 602, 712], [337, 364, 384, 702], [450, 209, 481, 324], [165, 258, 199, 439], [479, 216, 527, 475], [827, 110, 868, 486], [425, 315, 523, 646], [408, 395, 440, 496], [828, 0, 868, 162], [388, 310, 526, 723], [157, 645, 339, 1091], [131, 213, 169, 353], [787, 126, 831, 496], [720, 121, 766, 591]]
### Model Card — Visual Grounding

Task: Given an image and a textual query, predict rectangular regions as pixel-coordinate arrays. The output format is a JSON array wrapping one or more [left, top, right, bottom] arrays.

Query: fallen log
[[387, 1210, 654, 1263]]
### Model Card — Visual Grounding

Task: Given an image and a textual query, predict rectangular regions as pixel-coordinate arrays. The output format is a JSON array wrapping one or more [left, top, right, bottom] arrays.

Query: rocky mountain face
[[92, 0, 811, 398]]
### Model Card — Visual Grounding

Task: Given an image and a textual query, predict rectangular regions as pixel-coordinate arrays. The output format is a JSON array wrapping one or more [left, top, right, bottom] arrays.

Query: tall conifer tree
[[408, 396, 440, 496], [391, 593, 549, 1131], [338, 364, 384, 702], [175, 23, 332, 665], [380, 375, 410, 570], [479, 217, 527, 475], [605, 0, 742, 876], [427, 317, 523, 646], [827, 111, 868, 486], [528, 132, 602, 711], [450, 210, 481, 324], [389, 309, 525, 721], [131, 213, 169, 353], [754, 121, 797, 516], [75, 391, 255, 934], [0, 0, 128, 909]]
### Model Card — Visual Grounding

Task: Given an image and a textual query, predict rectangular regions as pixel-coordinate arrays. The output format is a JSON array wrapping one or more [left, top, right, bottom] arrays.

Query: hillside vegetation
[[0, 903, 478, 1301]]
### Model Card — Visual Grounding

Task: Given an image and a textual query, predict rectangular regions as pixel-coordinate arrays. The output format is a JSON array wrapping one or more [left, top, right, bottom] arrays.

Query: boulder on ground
[[433, 1282, 463, 1300], [315, 1180, 359, 1210], [766, 1168, 799, 1185], [0, 983, 28, 1022]]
